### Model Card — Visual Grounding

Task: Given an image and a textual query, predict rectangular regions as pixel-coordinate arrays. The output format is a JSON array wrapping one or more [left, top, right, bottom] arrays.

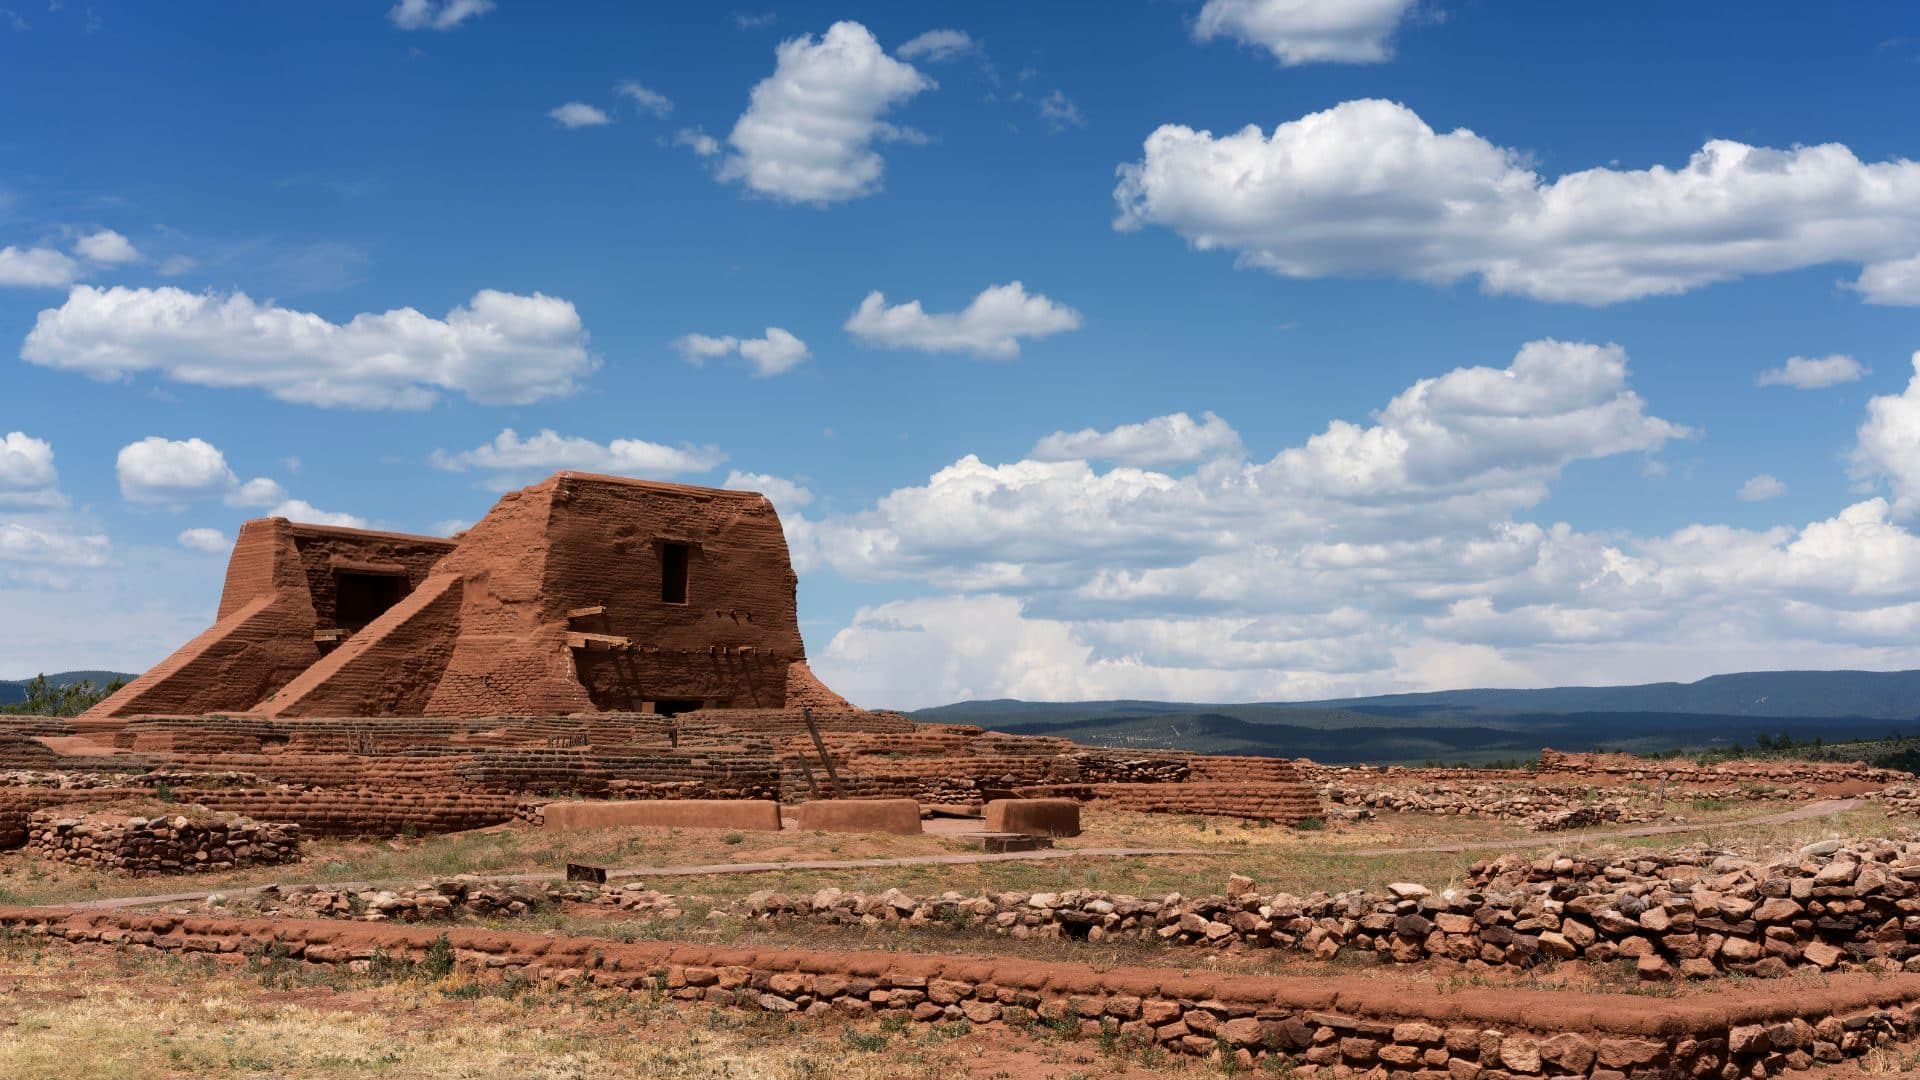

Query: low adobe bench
[[787, 798, 922, 835], [541, 799, 781, 833], [984, 797, 1081, 837]]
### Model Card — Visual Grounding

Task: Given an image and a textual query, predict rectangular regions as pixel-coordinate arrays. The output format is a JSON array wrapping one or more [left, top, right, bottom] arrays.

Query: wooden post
[[803, 706, 842, 798], [793, 751, 821, 800]]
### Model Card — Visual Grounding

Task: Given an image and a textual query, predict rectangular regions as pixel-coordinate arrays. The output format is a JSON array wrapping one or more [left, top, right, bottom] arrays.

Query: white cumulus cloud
[[1738, 474, 1787, 502], [23, 285, 596, 409], [1194, 0, 1420, 66], [72, 229, 140, 265], [1031, 412, 1242, 467], [549, 102, 611, 129], [844, 282, 1082, 358], [115, 436, 287, 509], [671, 327, 809, 376], [718, 21, 933, 205], [1758, 354, 1867, 389], [269, 499, 367, 529], [0, 432, 60, 507], [723, 469, 813, 511], [430, 428, 726, 486], [1853, 253, 1920, 305], [0, 245, 79, 288], [1853, 352, 1920, 516], [177, 527, 229, 553], [1115, 98, 1920, 306]]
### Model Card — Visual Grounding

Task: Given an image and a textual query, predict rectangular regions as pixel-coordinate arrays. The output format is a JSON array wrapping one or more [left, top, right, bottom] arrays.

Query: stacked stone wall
[[8, 908, 1920, 1076], [25, 809, 300, 874]]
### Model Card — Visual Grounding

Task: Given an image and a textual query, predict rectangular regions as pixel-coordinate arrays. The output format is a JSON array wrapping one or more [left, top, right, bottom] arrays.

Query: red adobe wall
[[87, 471, 851, 721], [256, 573, 464, 718]]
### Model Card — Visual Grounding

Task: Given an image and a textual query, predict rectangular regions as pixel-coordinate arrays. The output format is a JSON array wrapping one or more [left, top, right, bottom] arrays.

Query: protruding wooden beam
[[566, 632, 632, 649], [567, 605, 607, 619]]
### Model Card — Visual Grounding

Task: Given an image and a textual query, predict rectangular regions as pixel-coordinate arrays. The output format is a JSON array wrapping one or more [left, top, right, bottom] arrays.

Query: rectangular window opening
[[660, 542, 690, 604]]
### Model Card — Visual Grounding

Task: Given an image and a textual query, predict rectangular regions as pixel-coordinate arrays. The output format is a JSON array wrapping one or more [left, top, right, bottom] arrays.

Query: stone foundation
[[25, 809, 299, 875]]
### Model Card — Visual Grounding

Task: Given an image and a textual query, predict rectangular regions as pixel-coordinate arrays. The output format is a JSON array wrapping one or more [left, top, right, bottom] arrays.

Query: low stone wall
[[541, 798, 781, 832], [1014, 781, 1322, 822], [25, 809, 299, 874], [724, 837, 1920, 980], [788, 798, 921, 835], [7, 907, 1920, 1076], [185, 788, 529, 836], [1539, 749, 1910, 787], [1318, 779, 1667, 831]]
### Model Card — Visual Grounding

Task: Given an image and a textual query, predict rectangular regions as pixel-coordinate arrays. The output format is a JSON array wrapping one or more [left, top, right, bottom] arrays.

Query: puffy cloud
[[672, 327, 810, 376], [1853, 352, 1920, 516], [1031, 412, 1242, 467], [269, 499, 367, 529], [615, 80, 673, 117], [723, 469, 813, 511], [718, 21, 933, 205], [1739, 474, 1787, 502], [1115, 99, 1920, 305], [896, 29, 975, 63], [844, 282, 1082, 358], [0, 521, 110, 573], [72, 229, 140, 265], [0, 432, 60, 507], [116, 437, 236, 506], [793, 341, 1912, 708], [114, 436, 286, 509], [388, 0, 491, 31], [0, 245, 78, 288], [1853, 253, 1920, 305], [430, 428, 726, 486], [1757, 354, 1867, 389], [22, 286, 596, 409], [1193, 0, 1419, 65], [549, 102, 612, 129], [176, 527, 229, 553]]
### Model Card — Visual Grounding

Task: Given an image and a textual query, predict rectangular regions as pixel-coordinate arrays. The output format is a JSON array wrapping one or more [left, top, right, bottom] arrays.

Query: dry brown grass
[[0, 935, 1179, 1079]]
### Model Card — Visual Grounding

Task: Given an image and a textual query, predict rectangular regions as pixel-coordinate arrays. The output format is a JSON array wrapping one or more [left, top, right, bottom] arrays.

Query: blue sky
[[3, 1, 1920, 708]]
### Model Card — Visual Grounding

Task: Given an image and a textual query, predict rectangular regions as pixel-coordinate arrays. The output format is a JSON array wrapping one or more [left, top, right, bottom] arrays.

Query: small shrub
[[722, 832, 744, 845], [1291, 816, 1325, 832]]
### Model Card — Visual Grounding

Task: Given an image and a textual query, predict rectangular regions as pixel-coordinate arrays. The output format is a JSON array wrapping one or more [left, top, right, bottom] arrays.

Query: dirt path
[[1352, 797, 1865, 856], [60, 845, 1210, 912]]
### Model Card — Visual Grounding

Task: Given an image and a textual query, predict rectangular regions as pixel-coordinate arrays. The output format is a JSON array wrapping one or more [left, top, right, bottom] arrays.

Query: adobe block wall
[[285, 525, 457, 633], [1014, 781, 1323, 822], [256, 573, 464, 718], [10, 910, 1920, 1076]]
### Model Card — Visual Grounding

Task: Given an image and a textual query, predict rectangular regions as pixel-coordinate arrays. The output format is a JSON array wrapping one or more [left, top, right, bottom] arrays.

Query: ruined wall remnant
[[85, 472, 849, 721]]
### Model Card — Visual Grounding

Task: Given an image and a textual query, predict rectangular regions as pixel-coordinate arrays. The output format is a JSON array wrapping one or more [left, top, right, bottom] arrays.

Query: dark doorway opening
[[652, 698, 704, 717], [335, 571, 407, 630], [659, 542, 690, 604]]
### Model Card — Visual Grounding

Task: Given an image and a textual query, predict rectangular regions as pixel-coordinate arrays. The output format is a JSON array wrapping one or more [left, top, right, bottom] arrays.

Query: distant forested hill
[[909, 670, 1920, 765], [0, 671, 138, 706]]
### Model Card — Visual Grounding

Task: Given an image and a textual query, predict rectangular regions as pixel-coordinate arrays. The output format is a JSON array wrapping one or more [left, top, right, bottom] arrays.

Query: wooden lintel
[[567, 632, 632, 650], [314, 628, 346, 643], [566, 605, 608, 619]]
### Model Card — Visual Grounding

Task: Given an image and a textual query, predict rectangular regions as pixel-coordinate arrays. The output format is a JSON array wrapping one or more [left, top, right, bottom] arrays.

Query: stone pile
[[227, 877, 686, 923], [728, 837, 1920, 979], [1540, 749, 1910, 787], [26, 808, 300, 875], [1316, 779, 1665, 831]]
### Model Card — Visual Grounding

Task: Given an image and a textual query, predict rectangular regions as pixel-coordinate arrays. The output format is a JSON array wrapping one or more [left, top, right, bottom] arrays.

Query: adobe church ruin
[[86, 472, 849, 720]]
